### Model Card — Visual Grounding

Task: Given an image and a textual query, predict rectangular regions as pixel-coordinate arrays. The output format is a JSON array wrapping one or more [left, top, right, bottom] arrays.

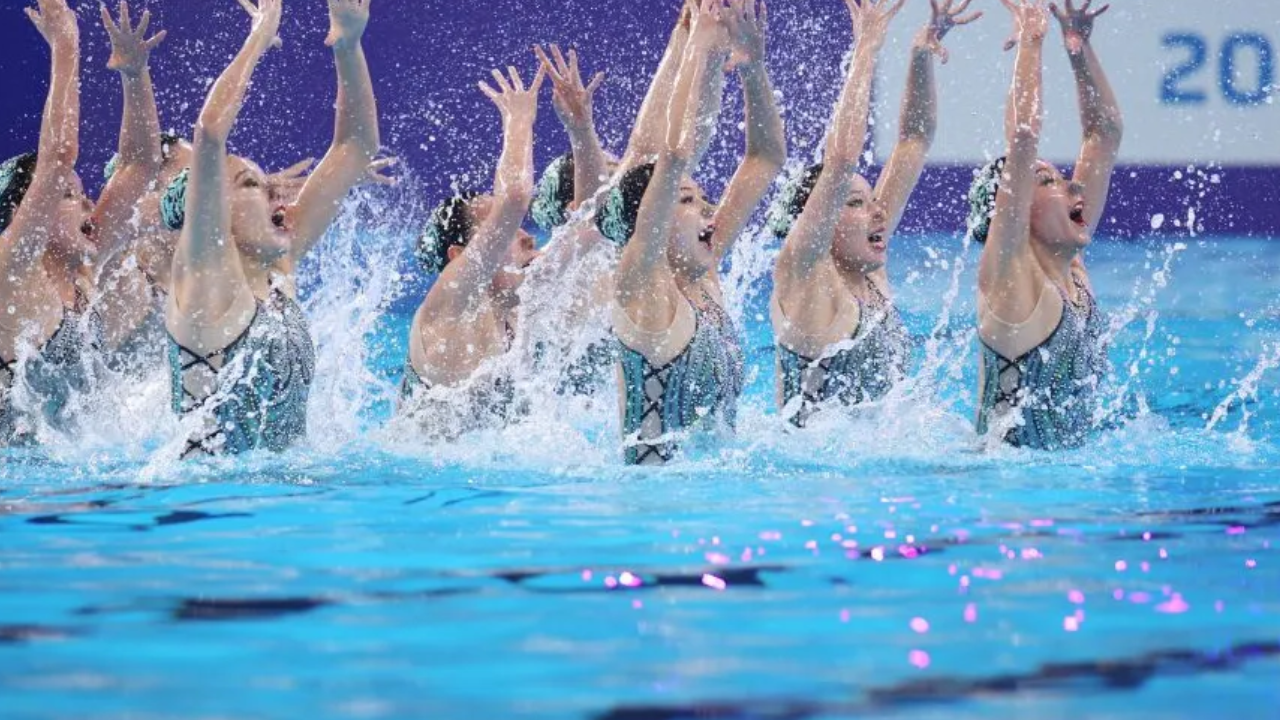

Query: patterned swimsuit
[[618, 298, 745, 466], [170, 290, 315, 458], [976, 276, 1108, 450], [776, 282, 910, 427], [0, 300, 89, 446]]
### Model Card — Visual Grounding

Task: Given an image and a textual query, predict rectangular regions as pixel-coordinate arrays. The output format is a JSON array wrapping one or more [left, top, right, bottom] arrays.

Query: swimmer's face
[[227, 155, 290, 264], [666, 177, 717, 284], [1029, 160, 1089, 250], [831, 175, 888, 273], [50, 171, 96, 262], [461, 196, 541, 297]]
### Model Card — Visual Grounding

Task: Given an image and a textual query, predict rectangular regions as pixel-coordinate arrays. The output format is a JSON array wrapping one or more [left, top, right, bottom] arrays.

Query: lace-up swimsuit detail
[[618, 298, 745, 466], [169, 290, 315, 458], [976, 274, 1108, 450], [0, 288, 90, 446], [776, 281, 910, 427]]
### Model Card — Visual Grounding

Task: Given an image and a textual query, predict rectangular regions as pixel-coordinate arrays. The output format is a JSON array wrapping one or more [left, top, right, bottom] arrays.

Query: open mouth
[[698, 225, 715, 247], [271, 206, 290, 231], [868, 229, 887, 250], [1069, 202, 1087, 227], [80, 219, 96, 238]]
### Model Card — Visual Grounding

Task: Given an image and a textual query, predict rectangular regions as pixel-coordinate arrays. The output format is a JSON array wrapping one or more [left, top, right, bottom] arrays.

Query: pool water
[[2, 235, 1278, 719]]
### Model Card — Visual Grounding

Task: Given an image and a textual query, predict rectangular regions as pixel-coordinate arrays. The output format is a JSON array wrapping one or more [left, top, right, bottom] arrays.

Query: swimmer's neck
[[41, 247, 89, 304], [243, 259, 278, 301], [1031, 239, 1082, 290], [489, 285, 521, 325], [833, 261, 873, 301]]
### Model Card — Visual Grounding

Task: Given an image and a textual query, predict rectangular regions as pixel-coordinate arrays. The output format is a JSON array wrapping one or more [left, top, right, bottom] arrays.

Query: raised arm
[[282, 0, 380, 264], [171, 0, 280, 316], [875, 0, 980, 235], [1053, 0, 1121, 236], [621, 0, 694, 168], [93, 1, 167, 264], [777, 0, 899, 277], [428, 66, 544, 316], [978, 0, 1048, 290], [537, 44, 608, 208], [616, 0, 728, 330], [708, 0, 786, 261], [1, 0, 80, 278]]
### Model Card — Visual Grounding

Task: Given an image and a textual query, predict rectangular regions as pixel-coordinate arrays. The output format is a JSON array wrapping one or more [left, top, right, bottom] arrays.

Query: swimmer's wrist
[[329, 35, 363, 53]]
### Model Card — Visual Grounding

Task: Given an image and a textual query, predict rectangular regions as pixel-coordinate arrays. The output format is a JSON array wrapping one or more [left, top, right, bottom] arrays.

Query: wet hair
[[530, 153, 575, 232], [161, 168, 191, 231], [967, 156, 1007, 244], [416, 191, 479, 275], [766, 163, 825, 240], [594, 162, 656, 247], [0, 152, 38, 234], [103, 132, 188, 180]]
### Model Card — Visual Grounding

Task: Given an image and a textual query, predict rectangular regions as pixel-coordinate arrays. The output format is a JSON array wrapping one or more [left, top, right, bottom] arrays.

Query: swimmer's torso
[[773, 279, 910, 426], [169, 290, 315, 457], [615, 285, 745, 466], [976, 273, 1109, 450]]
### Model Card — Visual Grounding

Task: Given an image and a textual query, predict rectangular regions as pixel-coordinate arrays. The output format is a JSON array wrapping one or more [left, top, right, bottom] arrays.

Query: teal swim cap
[[594, 162, 655, 247], [967, 157, 1006, 244], [0, 152, 37, 234], [161, 168, 190, 231], [531, 153, 575, 232]]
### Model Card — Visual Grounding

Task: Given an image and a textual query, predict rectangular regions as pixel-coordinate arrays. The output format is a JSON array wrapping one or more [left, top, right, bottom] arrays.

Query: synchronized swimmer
[[0, 0, 1121, 463]]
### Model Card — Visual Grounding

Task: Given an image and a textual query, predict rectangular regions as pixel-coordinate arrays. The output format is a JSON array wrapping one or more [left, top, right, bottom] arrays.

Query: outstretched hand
[[26, 0, 79, 49], [724, 0, 767, 71], [236, 0, 282, 51], [325, 0, 370, 49], [688, 0, 731, 59], [1000, 0, 1050, 52], [846, 0, 907, 51], [535, 45, 604, 133], [921, 0, 981, 64], [101, 1, 166, 76], [478, 64, 546, 127], [363, 156, 398, 187], [1050, 0, 1108, 55]]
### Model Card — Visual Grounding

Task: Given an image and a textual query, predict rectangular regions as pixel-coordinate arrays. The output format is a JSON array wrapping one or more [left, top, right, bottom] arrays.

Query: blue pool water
[[2, 235, 1278, 719]]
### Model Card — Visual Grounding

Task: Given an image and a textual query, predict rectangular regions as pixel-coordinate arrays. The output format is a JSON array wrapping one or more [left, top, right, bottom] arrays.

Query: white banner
[[871, 1, 1279, 165]]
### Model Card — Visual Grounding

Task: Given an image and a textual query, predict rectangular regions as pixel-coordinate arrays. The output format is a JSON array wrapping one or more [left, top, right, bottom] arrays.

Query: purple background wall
[[1, 0, 1276, 239]]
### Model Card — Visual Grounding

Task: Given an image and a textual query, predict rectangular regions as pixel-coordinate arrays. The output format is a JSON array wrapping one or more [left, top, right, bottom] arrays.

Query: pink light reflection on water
[[964, 604, 978, 623], [759, 531, 782, 541], [908, 650, 931, 669], [1227, 526, 1246, 536], [701, 574, 727, 591], [1064, 616, 1080, 632], [619, 572, 642, 588], [1155, 594, 1190, 614], [910, 617, 930, 633], [1069, 590, 1086, 604], [705, 552, 731, 565]]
